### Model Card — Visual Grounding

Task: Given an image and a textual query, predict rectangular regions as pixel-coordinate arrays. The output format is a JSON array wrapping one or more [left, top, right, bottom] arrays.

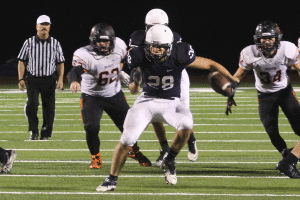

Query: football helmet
[[145, 9, 169, 31], [89, 23, 115, 55], [253, 21, 282, 53], [144, 25, 174, 62]]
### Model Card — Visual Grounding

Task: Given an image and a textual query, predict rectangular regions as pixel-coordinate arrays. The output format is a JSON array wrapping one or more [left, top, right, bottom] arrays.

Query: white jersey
[[72, 37, 127, 97], [239, 41, 300, 93], [298, 37, 300, 48]]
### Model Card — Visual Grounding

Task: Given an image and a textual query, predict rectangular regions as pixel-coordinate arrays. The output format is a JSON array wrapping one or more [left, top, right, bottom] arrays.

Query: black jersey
[[127, 42, 195, 98], [129, 30, 182, 48]]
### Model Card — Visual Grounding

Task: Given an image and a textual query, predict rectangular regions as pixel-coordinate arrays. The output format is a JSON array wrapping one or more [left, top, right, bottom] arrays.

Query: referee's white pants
[[120, 93, 193, 147]]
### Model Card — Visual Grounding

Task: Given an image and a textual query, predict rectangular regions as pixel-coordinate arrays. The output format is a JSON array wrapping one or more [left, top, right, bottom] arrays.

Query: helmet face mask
[[253, 21, 282, 55], [144, 25, 173, 63], [145, 43, 172, 62], [89, 23, 116, 55]]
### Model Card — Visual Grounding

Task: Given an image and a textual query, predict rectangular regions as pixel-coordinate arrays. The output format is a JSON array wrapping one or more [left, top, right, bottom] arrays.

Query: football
[[208, 71, 232, 96]]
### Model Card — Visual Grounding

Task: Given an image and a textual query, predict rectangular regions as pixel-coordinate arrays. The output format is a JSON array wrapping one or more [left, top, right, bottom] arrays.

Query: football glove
[[225, 81, 239, 115], [130, 67, 142, 86], [119, 70, 130, 86]]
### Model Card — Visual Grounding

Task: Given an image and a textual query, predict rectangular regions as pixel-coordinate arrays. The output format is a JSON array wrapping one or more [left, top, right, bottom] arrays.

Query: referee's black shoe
[[276, 160, 300, 179], [29, 131, 38, 140]]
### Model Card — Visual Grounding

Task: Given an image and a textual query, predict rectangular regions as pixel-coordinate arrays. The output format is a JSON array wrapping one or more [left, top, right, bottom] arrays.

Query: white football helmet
[[144, 24, 174, 62], [145, 9, 169, 31]]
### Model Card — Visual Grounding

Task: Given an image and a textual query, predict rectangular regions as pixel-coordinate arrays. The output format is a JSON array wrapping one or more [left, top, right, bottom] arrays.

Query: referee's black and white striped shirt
[[18, 35, 65, 77]]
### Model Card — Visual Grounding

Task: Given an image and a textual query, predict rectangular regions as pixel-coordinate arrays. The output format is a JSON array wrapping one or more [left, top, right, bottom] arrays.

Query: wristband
[[19, 79, 24, 83]]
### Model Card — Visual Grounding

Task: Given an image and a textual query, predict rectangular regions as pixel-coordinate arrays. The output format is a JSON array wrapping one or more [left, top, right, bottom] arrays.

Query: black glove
[[225, 81, 239, 115], [130, 67, 142, 86], [225, 94, 236, 115]]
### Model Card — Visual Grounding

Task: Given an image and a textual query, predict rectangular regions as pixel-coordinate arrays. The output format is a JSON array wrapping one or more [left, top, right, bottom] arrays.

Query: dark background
[[1, 1, 299, 81]]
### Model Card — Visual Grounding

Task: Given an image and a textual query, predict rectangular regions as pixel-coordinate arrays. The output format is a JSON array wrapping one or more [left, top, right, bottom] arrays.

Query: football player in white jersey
[[67, 23, 151, 169], [275, 36, 300, 179], [129, 8, 198, 165], [97, 25, 238, 191], [228, 21, 300, 175]]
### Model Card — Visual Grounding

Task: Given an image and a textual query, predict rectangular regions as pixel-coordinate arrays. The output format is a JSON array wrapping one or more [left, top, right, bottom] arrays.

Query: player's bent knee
[[177, 117, 193, 130], [84, 124, 100, 136], [119, 131, 138, 147]]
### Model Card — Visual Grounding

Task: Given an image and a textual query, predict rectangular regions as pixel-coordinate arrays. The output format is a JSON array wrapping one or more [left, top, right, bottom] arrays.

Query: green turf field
[[1, 86, 300, 200]]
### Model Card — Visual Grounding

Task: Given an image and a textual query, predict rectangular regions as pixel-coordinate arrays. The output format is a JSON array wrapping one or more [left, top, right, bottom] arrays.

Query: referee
[[17, 15, 65, 140]]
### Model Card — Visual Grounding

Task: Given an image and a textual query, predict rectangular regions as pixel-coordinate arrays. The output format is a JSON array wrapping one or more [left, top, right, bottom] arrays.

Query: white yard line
[[0, 191, 299, 197]]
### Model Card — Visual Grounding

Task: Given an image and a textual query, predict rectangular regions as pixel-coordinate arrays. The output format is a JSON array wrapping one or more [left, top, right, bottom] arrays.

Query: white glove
[[119, 70, 130, 86]]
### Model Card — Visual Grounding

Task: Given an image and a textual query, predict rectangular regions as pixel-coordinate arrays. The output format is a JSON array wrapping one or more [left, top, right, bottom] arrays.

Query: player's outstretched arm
[[188, 56, 239, 83], [67, 66, 85, 93]]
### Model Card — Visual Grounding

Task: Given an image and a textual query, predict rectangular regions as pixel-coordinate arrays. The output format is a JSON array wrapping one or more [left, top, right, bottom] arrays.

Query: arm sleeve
[[67, 66, 85, 85], [56, 41, 65, 63], [17, 40, 29, 61]]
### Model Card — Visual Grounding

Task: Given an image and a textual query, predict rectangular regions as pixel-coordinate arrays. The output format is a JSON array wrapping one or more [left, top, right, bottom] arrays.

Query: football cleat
[[89, 152, 102, 169], [161, 153, 177, 185], [29, 131, 38, 140], [96, 178, 117, 192], [187, 141, 198, 162], [276, 159, 300, 179], [128, 146, 151, 167], [1, 150, 17, 173], [153, 150, 167, 167], [162, 158, 177, 185]]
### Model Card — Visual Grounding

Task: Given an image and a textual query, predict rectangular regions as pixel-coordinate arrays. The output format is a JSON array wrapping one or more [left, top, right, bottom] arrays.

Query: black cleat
[[276, 160, 300, 179]]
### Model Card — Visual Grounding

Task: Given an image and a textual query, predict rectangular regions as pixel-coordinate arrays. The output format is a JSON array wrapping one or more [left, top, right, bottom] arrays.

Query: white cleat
[[96, 178, 117, 192], [165, 169, 177, 185], [161, 154, 177, 185], [188, 141, 198, 162]]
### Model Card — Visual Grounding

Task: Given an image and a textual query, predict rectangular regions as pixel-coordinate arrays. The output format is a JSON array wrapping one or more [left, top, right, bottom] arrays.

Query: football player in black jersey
[[96, 25, 239, 191], [129, 8, 198, 165]]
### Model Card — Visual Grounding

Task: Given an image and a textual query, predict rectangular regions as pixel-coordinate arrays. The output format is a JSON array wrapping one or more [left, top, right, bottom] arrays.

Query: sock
[[284, 153, 298, 164], [166, 148, 178, 161], [109, 174, 118, 181], [187, 132, 196, 145], [160, 140, 170, 153]]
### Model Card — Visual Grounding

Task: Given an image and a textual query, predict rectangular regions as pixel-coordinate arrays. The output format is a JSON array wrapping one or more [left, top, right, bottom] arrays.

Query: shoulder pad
[[114, 37, 127, 57], [127, 47, 144, 68], [72, 47, 91, 69], [129, 30, 145, 48], [282, 41, 299, 59], [173, 32, 182, 43], [174, 42, 196, 64], [240, 45, 262, 65]]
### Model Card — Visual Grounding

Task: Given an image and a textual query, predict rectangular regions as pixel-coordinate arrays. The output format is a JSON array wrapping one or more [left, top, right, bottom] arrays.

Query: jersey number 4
[[260, 70, 282, 84]]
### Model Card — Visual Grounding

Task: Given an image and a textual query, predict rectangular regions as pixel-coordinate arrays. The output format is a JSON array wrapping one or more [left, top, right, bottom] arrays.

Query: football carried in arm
[[208, 71, 232, 96]]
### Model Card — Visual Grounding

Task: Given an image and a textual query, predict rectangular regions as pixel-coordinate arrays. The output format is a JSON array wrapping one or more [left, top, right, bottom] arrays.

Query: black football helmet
[[89, 23, 115, 55], [253, 21, 283, 53]]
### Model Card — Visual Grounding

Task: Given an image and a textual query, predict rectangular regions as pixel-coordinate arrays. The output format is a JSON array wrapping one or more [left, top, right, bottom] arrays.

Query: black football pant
[[25, 76, 56, 138], [80, 91, 130, 155], [258, 85, 300, 153]]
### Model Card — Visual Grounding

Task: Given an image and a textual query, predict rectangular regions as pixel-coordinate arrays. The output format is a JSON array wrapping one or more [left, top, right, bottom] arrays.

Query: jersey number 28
[[147, 75, 174, 90]]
